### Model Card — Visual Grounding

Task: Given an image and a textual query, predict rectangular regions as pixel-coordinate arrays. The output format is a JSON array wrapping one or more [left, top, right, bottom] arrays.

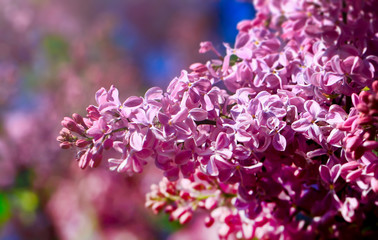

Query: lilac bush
[[58, 0, 378, 239]]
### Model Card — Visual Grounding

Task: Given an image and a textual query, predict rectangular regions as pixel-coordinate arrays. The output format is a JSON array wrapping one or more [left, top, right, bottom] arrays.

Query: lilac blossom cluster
[[58, 0, 378, 239]]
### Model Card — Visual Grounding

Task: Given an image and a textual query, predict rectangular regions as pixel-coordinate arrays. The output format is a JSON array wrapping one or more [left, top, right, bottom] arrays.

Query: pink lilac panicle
[[59, 0, 378, 239]]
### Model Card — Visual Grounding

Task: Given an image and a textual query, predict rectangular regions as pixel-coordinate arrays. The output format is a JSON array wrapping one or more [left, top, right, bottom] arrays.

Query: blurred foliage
[[43, 34, 70, 63], [0, 169, 39, 228], [0, 193, 11, 226]]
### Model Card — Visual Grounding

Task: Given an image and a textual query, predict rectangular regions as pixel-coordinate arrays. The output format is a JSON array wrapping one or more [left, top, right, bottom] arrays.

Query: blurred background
[[0, 0, 254, 239]]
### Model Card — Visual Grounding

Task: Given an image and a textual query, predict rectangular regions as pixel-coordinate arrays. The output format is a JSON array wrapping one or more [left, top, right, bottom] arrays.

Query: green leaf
[[0, 193, 11, 225], [229, 54, 241, 66]]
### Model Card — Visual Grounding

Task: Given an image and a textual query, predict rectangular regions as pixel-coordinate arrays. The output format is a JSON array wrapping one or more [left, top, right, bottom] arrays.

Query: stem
[[342, 0, 347, 24], [111, 127, 128, 133], [195, 120, 217, 126], [344, 96, 352, 113]]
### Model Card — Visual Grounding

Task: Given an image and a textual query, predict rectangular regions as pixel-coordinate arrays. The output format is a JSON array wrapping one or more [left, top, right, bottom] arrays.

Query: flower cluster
[[58, 0, 378, 239]]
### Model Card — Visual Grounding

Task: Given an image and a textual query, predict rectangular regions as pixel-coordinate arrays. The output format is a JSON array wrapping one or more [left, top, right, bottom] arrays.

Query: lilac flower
[[58, 1, 378, 239], [291, 100, 327, 143]]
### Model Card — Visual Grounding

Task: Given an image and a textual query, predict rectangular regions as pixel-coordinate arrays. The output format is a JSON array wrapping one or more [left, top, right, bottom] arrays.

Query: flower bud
[[371, 80, 378, 92], [356, 103, 369, 114], [360, 91, 370, 104], [352, 146, 365, 159], [61, 117, 84, 134], [205, 216, 215, 227], [205, 197, 217, 210], [179, 211, 192, 224], [356, 116, 373, 125], [59, 128, 71, 136], [362, 140, 378, 150], [59, 141, 72, 149], [345, 135, 363, 151], [179, 191, 191, 200], [75, 139, 90, 147], [86, 105, 101, 120], [56, 136, 65, 142], [191, 182, 206, 191], [151, 202, 166, 214], [164, 205, 175, 214], [72, 113, 88, 129]]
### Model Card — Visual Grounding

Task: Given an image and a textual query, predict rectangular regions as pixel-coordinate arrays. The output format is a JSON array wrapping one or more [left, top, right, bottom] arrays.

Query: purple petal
[[108, 86, 121, 105], [319, 165, 332, 184], [130, 132, 143, 151], [193, 79, 212, 92], [243, 162, 263, 174], [307, 148, 327, 158], [304, 100, 321, 118], [158, 112, 170, 126], [145, 87, 163, 101], [189, 108, 208, 121], [203, 94, 214, 111], [273, 133, 286, 151], [330, 56, 343, 74], [171, 108, 189, 124], [117, 156, 131, 173], [207, 158, 219, 176], [351, 93, 360, 108], [132, 157, 143, 173], [95, 87, 107, 105], [330, 164, 341, 183], [164, 167, 180, 181], [108, 158, 123, 171], [123, 96, 143, 108], [293, 18, 306, 31], [247, 98, 262, 115], [235, 48, 252, 60], [346, 169, 362, 182], [325, 73, 344, 86], [327, 129, 344, 145], [175, 150, 192, 165], [217, 149, 233, 160], [291, 118, 311, 132], [216, 132, 231, 150]]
